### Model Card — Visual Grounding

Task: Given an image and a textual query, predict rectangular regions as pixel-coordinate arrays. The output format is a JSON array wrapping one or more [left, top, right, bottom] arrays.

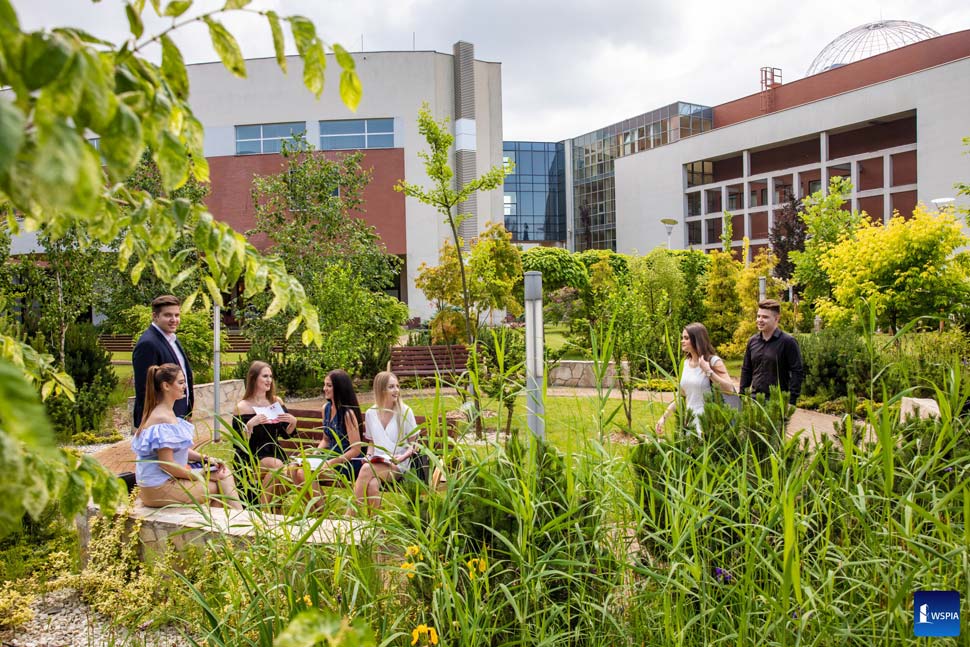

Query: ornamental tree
[[521, 246, 589, 293], [0, 0, 361, 536], [790, 177, 863, 306], [817, 206, 970, 330], [416, 221, 523, 327], [395, 105, 509, 346]]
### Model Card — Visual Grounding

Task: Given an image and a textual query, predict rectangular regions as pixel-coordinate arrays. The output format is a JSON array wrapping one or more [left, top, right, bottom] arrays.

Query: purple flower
[[713, 567, 733, 584], [943, 467, 954, 473]]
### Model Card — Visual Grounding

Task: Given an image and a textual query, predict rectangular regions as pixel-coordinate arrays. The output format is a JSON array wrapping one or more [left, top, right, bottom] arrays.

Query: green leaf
[[274, 610, 375, 647], [0, 98, 25, 176], [301, 41, 326, 99], [76, 50, 116, 131], [224, 0, 250, 8], [125, 3, 144, 40], [266, 11, 286, 73], [288, 16, 316, 54], [181, 290, 199, 313], [285, 314, 302, 339], [160, 35, 189, 99], [204, 17, 246, 78], [332, 43, 355, 71], [203, 275, 223, 306], [154, 130, 189, 191], [0, 0, 20, 37], [101, 102, 143, 180], [339, 70, 362, 112], [22, 32, 73, 91], [162, 0, 192, 17], [0, 360, 53, 447]]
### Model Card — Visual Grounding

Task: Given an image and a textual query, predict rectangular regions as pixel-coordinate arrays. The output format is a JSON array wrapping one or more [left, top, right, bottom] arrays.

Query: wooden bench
[[99, 333, 255, 353], [388, 344, 469, 379], [272, 407, 453, 486]]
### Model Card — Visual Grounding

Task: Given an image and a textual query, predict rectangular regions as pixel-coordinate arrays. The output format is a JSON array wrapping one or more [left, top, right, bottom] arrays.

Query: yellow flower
[[303, 594, 312, 607], [411, 624, 438, 646], [467, 556, 487, 579], [411, 624, 427, 645], [401, 561, 416, 579], [405, 544, 422, 560]]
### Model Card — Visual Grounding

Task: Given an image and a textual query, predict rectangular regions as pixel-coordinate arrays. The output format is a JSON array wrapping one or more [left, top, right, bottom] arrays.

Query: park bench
[[99, 333, 256, 354], [271, 407, 453, 487], [388, 344, 468, 379]]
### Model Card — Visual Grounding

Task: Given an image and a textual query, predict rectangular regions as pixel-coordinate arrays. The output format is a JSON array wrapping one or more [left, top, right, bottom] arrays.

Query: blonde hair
[[242, 361, 279, 403], [137, 363, 182, 433], [372, 370, 403, 424]]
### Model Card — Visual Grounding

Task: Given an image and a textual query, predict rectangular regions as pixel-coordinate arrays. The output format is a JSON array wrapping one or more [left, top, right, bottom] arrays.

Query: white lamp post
[[661, 218, 678, 249], [524, 271, 545, 439]]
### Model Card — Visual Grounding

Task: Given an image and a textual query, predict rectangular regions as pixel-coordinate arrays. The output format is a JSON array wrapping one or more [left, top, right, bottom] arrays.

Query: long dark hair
[[684, 322, 717, 361], [326, 369, 362, 426], [138, 363, 182, 433], [242, 361, 279, 403]]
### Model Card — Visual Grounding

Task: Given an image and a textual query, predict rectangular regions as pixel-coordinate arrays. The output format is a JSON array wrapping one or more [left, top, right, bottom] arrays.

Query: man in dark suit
[[132, 294, 194, 428]]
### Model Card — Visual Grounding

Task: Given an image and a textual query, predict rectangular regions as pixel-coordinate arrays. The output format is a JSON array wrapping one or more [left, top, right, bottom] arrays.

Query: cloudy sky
[[14, 0, 970, 141]]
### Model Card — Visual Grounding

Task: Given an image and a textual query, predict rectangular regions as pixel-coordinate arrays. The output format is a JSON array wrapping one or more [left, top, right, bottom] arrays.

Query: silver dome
[[806, 20, 940, 76]]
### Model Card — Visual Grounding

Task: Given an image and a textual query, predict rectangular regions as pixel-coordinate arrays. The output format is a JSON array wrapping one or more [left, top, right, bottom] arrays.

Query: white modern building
[[615, 25, 970, 258]]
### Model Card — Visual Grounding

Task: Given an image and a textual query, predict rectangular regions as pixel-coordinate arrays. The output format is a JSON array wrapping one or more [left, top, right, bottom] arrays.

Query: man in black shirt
[[739, 299, 804, 405]]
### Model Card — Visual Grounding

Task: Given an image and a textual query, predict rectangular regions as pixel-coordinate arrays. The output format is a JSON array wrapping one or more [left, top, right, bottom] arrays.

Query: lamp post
[[213, 304, 221, 441], [661, 218, 678, 249], [931, 197, 955, 212], [524, 271, 545, 439], [758, 276, 767, 303]]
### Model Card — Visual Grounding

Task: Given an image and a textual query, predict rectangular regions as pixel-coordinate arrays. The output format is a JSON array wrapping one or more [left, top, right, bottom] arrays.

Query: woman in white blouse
[[353, 371, 419, 511], [655, 322, 735, 437]]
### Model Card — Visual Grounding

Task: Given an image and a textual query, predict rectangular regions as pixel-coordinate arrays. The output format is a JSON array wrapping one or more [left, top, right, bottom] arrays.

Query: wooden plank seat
[[388, 344, 468, 378], [271, 407, 454, 487], [98, 334, 135, 352]]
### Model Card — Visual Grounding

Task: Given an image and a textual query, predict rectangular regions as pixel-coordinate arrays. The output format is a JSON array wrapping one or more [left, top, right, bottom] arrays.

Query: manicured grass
[[405, 392, 665, 454], [545, 323, 588, 360]]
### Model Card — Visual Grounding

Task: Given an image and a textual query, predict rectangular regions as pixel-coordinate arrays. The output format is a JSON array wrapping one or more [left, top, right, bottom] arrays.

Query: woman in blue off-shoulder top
[[132, 363, 243, 510]]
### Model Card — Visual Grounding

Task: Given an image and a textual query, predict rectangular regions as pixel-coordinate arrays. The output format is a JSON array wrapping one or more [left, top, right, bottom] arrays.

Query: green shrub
[[796, 327, 870, 400], [44, 324, 118, 439], [880, 330, 970, 396]]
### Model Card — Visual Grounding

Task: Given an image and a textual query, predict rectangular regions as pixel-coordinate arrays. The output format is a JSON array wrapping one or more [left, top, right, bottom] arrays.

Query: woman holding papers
[[232, 361, 303, 505], [353, 371, 420, 511], [132, 363, 242, 510]]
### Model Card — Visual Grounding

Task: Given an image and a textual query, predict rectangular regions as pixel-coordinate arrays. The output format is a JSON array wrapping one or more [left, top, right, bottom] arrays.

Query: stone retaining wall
[[78, 502, 367, 563], [127, 379, 245, 434], [547, 360, 629, 388]]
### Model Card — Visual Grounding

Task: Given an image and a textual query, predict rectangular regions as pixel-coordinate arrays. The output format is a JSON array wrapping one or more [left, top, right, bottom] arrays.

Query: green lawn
[[405, 392, 665, 455]]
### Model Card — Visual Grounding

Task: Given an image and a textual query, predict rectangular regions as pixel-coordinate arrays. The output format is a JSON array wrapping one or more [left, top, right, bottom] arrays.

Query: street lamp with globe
[[661, 218, 678, 249]]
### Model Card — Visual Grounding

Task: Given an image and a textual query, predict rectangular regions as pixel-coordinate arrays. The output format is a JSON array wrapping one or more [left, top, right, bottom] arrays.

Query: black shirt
[[739, 328, 804, 404]]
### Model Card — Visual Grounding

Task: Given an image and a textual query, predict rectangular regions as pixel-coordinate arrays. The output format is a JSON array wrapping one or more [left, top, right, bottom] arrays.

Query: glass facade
[[571, 102, 712, 251], [502, 141, 566, 243]]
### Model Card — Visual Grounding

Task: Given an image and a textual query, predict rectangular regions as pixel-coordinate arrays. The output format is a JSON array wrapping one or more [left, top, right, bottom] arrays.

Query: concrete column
[[850, 160, 859, 213], [820, 132, 829, 195], [883, 154, 892, 223]]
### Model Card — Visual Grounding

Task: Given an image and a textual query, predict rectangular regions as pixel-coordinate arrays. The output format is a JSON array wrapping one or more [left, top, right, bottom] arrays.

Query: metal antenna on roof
[[361, 34, 364, 52], [413, 32, 416, 51]]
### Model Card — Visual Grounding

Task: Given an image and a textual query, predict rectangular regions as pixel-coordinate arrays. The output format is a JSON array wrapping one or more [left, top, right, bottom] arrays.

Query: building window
[[686, 192, 702, 217], [320, 118, 394, 150], [687, 221, 702, 246], [808, 179, 822, 194], [235, 122, 306, 154]]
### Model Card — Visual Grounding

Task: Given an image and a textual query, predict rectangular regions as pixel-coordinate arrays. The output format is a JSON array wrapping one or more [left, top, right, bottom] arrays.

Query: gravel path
[[1, 588, 188, 647]]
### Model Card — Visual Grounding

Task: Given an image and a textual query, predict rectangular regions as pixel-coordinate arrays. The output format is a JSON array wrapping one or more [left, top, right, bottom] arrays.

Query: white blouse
[[364, 404, 417, 472]]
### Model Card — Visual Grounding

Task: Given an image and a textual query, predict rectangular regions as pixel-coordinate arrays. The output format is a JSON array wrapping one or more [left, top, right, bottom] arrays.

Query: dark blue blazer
[[132, 325, 194, 427]]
